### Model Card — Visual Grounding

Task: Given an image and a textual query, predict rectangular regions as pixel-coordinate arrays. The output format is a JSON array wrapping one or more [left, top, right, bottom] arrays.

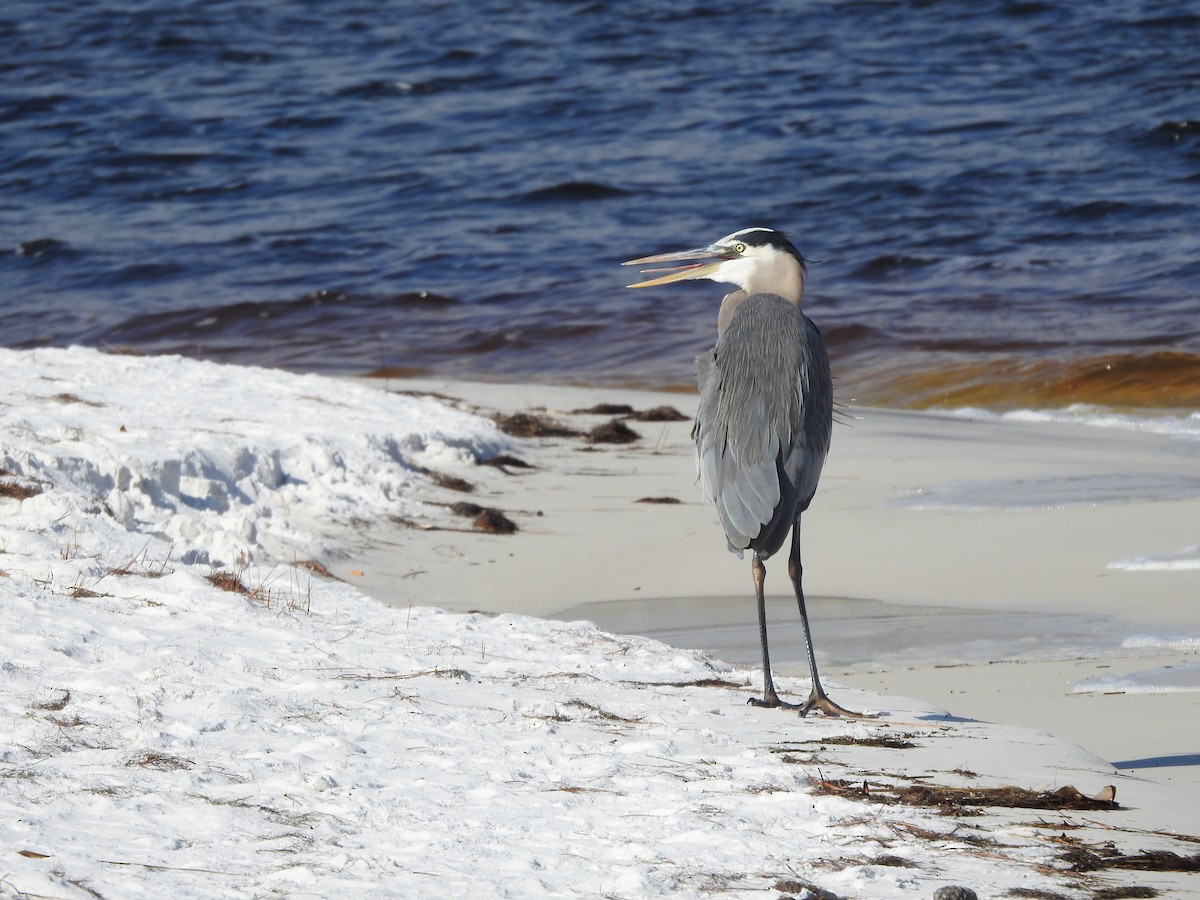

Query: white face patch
[[705, 241, 805, 304]]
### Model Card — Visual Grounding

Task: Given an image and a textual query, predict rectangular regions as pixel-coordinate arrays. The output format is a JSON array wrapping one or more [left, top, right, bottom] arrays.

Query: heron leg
[[746, 552, 789, 708], [788, 520, 866, 719]]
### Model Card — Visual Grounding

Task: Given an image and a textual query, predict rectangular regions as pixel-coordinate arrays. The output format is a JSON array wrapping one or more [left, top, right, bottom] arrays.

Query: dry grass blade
[[69, 583, 109, 599], [127, 751, 194, 771], [335, 667, 471, 682], [98, 857, 241, 876], [106, 540, 174, 578], [33, 689, 71, 712], [203, 560, 309, 611], [563, 699, 643, 723], [547, 784, 621, 795]]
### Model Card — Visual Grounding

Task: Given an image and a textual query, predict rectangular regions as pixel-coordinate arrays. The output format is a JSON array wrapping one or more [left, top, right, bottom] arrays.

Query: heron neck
[[743, 255, 805, 307], [716, 279, 805, 337], [716, 290, 748, 336]]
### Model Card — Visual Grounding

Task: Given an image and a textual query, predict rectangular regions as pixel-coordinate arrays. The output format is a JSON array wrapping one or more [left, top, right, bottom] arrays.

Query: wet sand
[[345, 377, 1200, 800]]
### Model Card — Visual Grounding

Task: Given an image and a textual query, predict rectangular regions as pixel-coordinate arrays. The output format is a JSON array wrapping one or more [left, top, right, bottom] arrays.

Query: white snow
[[2, 346, 505, 568], [0, 347, 1177, 898]]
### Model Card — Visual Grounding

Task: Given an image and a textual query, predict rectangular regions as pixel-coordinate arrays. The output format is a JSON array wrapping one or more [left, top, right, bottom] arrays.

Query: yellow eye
[[734, 243, 746, 253]]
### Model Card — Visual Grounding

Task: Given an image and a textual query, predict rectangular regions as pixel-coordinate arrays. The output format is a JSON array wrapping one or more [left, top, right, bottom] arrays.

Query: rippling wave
[[2, 1, 1199, 411]]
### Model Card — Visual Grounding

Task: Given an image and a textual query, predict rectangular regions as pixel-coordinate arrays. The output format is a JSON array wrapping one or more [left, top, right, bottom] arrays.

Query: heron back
[[692, 293, 832, 558]]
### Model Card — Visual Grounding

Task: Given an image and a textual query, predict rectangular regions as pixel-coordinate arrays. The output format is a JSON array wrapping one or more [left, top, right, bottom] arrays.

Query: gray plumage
[[694, 293, 831, 558], [624, 227, 860, 717]]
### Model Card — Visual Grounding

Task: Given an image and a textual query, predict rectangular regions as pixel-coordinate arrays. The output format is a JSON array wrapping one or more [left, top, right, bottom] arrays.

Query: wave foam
[[1120, 633, 1200, 650], [891, 474, 1200, 511], [1074, 661, 1200, 695], [952, 405, 1200, 439], [1109, 546, 1200, 571]]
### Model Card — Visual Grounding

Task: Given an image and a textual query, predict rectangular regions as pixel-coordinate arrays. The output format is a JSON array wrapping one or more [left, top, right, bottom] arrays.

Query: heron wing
[[693, 294, 832, 558]]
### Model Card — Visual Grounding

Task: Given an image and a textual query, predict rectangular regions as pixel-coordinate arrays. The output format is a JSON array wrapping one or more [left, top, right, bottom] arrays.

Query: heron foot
[[798, 689, 872, 719], [747, 695, 802, 710], [747, 684, 872, 717], [747, 683, 804, 709]]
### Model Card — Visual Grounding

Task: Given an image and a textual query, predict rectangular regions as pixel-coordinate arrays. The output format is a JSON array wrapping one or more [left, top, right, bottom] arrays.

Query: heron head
[[623, 227, 807, 303]]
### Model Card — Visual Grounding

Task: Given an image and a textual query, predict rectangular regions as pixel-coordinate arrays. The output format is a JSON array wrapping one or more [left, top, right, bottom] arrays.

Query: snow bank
[[2, 346, 506, 566]]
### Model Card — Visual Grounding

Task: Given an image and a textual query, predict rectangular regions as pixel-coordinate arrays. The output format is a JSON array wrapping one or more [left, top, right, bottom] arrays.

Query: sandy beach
[[4, 348, 1198, 898], [349, 377, 1200, 798]]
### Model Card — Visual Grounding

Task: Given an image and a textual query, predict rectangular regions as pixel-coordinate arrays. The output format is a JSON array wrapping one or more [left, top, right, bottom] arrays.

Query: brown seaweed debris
[[1, 482, 41, 501], [775, 879, 840, 900], [428, 470, 474, 493], [1061, 845, 1200, 873], [586, 419, 640, 444], [629, 405, 688, 422], [474, 508, 517, 534], [51, 392, 104, 407], [572, 403, 635, 416], [293, 559, 333, 577], [780, 734, 919, 750], [630, 677, 746, 689], [479, 453, 534, 472], [493, 412, 579, 438], [449, 502, 518, 535], [636, 496, 681, 504], [811, 778, 1119, 813], [572, 403, 689, 422], [0, 475, 40, 501]]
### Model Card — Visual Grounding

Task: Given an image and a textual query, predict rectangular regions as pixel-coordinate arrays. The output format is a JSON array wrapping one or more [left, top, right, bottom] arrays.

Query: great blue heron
[[623, 227, 859, 717]]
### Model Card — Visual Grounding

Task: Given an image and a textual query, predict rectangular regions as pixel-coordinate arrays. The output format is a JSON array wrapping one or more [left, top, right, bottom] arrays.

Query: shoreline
[[346, 376, 1200, 797]]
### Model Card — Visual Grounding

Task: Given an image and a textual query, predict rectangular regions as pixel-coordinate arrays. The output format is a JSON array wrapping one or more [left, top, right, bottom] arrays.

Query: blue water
[[3, 1, 1199, 406]]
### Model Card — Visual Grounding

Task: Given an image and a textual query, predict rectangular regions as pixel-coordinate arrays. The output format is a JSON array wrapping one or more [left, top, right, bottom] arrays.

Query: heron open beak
[[622, 246, 726, 288]]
